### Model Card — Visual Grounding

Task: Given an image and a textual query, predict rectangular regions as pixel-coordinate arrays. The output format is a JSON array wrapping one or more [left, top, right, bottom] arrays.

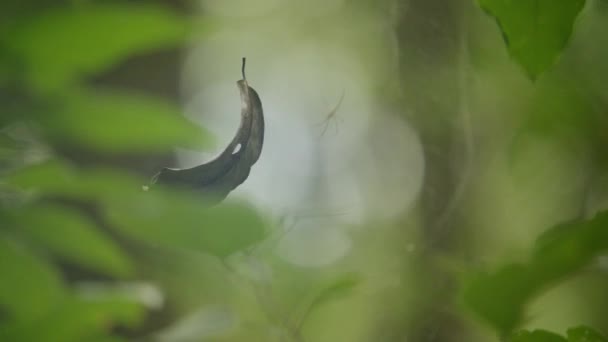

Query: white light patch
[[180, 5, 425, 234], [232, 143, 241, 155], [156, 306, 237, 342], [276, 222, 352, 268]]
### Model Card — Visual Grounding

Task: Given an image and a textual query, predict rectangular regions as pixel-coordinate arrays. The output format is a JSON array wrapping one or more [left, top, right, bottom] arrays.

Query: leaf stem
[[242, 57, 247, 80]]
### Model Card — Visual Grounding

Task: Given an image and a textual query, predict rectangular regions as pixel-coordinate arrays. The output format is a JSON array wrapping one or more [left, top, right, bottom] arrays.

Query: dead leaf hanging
[[151, 58, 264, 203]]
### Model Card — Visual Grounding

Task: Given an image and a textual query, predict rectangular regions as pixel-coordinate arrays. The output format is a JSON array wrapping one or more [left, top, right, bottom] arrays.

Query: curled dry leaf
[[151, 58, 264, 203]]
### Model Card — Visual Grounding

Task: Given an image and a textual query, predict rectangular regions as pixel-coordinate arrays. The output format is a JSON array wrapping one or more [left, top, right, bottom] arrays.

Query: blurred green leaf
[[462, 210, 608, 336], [2, 3, 189, 90], [0, 86, 35, 128], [508, 78, 594, 177], [510, 326, 608, 342], [478, 0, 586, 79], [511, 329, 567, 342], [6, 159, 145, 202], [293, 273, 360, 330], [462, 264, 532, 336], [0, 234, 65, 321], [0, 293, 144, 342], [35, 88, 213, 152], [304, 273, 359, 317], [106, 192, 267, 258], [525, 79, 592, 136], [12, 203, 133, 278], [532, 212, 608, 277], [0, 132, 22, 161], [9, 160, 267, 257], [86, 337, 128, 342], [567, 326, 608, 341]]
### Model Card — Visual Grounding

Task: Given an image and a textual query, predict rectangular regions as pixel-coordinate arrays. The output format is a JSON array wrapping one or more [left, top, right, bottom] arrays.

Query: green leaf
[[511, 329, 567, 342], [106, 192, 267, 257], [509, 326, 608, 342], [0, 234, 65, 321], [8, 160, 267, 257], [462, 264, 532, 335], [0, 132, 22, 161], [2, 3, 189, 90], [478, 0, 586, 79], [567, 326, 608, 342], [6, 159, 145, 203], [293, 273, 360, 329], [0, 293, 144, 342], [462, 211, 608, 336], [85, 337, 128, 342], [12, 203, 133, 278], [0, 85, 36, 128], [38, 89, 213, 153], [304, 273, 360, 316]]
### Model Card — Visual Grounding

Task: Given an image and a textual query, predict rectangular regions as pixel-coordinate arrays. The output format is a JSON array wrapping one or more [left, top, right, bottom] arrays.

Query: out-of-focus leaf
[[462, 210, 608, 336], [0, 86, 35, 128], [511, 329, 567, 342], [0, 293, 144, 342], [532, 212, 608, 278], [508, 78, 595, 177], [38, 89, 213, 152], [293, 273, 360, 329], [525, 79, 592, 136], [0, 234, 65, 321], [478, 0, 586, 79], [462, 264, 532, 336], [0, 132, 22, 161], [12, 203, 133, 278], [567, 326, 608, 341], [305, 273, 359, 316], [510, 326, 608, 342], [2, 3, 189, 90], [8, 160, 267, 257], [106, 192, 267, 258], [86, 337, 128, 342], [154, 306, 236, 342], [6, 159, 145, 203]]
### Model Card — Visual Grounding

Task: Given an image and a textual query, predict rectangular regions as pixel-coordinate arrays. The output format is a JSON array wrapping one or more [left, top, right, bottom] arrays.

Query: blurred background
[[1, 0, 608, 341]]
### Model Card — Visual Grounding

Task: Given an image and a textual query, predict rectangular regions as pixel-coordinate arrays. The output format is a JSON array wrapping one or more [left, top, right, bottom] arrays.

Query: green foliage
[[462, 211, 608, 337], [1, 0, 607, 341], [293, 273, 360, 329], [7, 159, 148, 202], [107, 193, 266, 258], [511, 329, 567, 342], [0, 1, 266, 340], [0, 234, 65, 321], [566, 326, 608, 342], [8, 203, 133, 278], [1, 3, 189, 91], [7, 160, 266, 257], [305, 273, 360, 315], [0, 1, 211, 154], [39, 89, 213, 153], [0, 294, 144, 342], [511, 326, 608, 342], [478, 0, 586, 79]]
